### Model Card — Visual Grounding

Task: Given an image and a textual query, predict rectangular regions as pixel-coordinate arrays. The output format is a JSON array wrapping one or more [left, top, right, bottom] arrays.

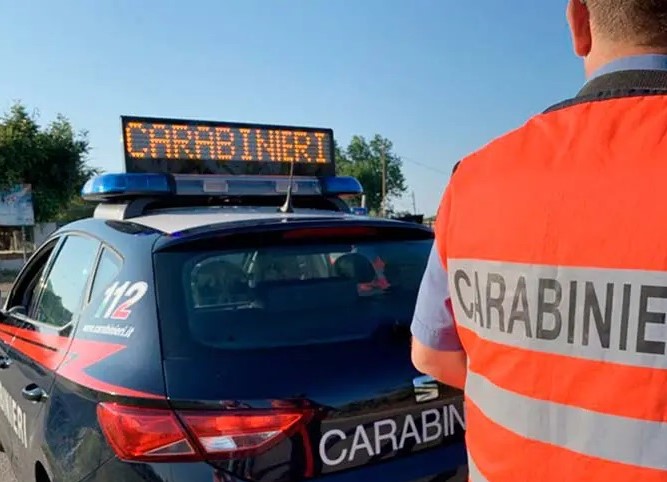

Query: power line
[[400, 156, 452, 175]]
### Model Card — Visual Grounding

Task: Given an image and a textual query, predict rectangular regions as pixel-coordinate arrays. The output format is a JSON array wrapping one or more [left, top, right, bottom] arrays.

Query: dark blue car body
[[0, 197, 467, 482]]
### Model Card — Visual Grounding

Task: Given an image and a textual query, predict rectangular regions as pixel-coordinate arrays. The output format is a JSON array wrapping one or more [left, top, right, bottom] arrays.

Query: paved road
[[0, 454, 16, 482], [0, 284, 12, 302]]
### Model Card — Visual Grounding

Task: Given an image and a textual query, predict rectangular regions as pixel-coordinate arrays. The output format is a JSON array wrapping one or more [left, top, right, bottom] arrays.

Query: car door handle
[[22, 384, 48, 403], [0, 357, 11, 369]]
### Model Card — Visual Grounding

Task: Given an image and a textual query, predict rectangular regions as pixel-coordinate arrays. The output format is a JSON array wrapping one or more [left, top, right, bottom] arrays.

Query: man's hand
[[411, 337, 467, 390]]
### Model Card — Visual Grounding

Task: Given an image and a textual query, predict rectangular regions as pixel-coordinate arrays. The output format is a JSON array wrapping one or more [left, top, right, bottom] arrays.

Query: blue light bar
[[81, 172, 363, 203], [321, 176, 363, 196], [81, 173, 174, 201], [172, 175, 323, 197]]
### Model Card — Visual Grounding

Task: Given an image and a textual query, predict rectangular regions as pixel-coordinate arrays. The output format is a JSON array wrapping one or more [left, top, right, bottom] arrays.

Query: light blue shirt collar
[[589, 54, 667, 80]]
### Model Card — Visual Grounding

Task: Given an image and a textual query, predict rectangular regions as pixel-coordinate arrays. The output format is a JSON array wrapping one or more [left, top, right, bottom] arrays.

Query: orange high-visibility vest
[[437, 71, 667, 481]]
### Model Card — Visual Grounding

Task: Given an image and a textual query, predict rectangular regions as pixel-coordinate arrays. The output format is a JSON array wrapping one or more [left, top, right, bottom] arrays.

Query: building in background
[[0, 184, 53, 271]]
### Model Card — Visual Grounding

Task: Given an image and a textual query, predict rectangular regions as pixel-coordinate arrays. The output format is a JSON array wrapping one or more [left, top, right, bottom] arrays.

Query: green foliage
[[335, 134, 407, 215], [0, 102, 98, 222], [54, 197, 96, 224]]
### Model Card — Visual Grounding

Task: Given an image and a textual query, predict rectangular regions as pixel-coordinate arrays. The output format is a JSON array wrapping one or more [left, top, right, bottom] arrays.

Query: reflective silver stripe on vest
[[466, 370, 667, 470], [448, 258, 667, 369], [468, 452, 489, 482]]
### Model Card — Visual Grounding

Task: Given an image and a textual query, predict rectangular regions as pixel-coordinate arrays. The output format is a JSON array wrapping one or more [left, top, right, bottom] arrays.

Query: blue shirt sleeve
[[410, 243, 463, 351]]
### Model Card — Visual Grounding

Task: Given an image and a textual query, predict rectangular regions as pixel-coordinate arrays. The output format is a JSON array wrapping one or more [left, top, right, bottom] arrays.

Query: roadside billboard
[[0, 185, 35, 226]]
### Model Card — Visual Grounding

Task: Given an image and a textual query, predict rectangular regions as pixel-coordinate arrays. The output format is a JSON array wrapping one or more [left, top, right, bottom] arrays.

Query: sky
[[0, 1, 586, 216]]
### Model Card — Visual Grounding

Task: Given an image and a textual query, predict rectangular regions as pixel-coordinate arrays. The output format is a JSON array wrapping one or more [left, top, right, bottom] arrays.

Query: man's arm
[[410, 243, 467, 390]]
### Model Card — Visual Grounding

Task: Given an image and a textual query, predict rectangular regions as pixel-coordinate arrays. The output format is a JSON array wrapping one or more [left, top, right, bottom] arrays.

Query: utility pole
[[381, 145, 387, 217], [411, 191, 417, 214]]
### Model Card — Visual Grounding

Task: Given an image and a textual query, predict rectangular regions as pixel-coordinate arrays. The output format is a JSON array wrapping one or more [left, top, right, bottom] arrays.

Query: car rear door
[[0, 236, 61, 466], [0, 314, 16, 460], [153, 221, 468, 482], [0, 234, 101, 482]]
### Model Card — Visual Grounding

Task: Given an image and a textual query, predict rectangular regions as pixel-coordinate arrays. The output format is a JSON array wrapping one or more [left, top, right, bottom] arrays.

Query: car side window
[[3, 238, 60, 314], [89, 248, 123, 303], [31, 235, 101, 328], [25, 266, 47, 316]]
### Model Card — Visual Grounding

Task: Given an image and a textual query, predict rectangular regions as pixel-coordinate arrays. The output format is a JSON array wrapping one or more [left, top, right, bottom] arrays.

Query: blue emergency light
[[81, 173, 174, 199], [321, 176, 362, 195], [81, 172, 363, 202]]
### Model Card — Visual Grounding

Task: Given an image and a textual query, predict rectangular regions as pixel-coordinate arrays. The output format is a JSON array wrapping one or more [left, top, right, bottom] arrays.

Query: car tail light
[[97, 403, 198, 462], [180, 410, 308, 459], [97, 402, 310, 462], [282, 227, 378, 239]]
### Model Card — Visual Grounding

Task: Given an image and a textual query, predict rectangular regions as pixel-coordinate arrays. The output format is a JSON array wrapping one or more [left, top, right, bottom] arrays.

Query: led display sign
[[121, 116, 335, 176]]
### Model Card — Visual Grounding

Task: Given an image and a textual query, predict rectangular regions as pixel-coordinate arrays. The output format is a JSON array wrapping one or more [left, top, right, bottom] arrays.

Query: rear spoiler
[[153, 217, 433, 253]]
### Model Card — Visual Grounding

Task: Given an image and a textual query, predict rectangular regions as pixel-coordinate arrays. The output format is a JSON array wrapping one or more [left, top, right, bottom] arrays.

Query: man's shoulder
[[454, 113, 547, 176]]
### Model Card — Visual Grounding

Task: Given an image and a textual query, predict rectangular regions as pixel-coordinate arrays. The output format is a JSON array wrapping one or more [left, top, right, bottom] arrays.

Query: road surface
[[0, 454, 15, 481]]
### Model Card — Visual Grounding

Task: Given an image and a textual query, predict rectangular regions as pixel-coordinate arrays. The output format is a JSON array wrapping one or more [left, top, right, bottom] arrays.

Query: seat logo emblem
[[413, 374, 439, 403]]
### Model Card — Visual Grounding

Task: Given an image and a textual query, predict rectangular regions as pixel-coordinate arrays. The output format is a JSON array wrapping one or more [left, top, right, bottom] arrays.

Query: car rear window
[[155, 229, 432, 354]]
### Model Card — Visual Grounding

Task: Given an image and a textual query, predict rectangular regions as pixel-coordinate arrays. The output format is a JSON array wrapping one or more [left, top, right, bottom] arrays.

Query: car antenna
[[278, 156, 297, 214]]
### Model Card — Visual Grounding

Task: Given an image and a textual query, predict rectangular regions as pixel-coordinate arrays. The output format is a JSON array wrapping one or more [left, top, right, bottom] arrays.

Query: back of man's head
[[587, 0, 667, 45], [568, 0, 667, 75]]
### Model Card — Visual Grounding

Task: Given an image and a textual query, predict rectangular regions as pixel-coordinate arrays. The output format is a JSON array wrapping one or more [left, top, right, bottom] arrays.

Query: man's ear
[[567, 0, 592, 57]]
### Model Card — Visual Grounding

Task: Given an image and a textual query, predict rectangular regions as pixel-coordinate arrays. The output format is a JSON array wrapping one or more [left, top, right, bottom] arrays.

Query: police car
[[0, 117, 467, 482]]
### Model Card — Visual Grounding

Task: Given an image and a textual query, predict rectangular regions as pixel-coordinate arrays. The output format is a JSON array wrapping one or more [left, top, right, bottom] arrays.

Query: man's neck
[[585, 45, 667, 78]]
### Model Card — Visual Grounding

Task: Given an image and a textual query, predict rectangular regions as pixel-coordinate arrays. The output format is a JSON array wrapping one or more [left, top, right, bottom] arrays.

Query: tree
[[336, 134, 407, 215], [54, 197, 96, 224], [0, 102, 98, 223]]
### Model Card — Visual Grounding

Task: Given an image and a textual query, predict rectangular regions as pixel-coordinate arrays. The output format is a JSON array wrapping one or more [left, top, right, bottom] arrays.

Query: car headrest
[[333, 253, 376, 284]]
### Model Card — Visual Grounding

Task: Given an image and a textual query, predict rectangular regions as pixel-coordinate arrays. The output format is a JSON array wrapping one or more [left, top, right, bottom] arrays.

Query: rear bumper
[[310, 444, 468, 482], [80, 444, 468, 482]]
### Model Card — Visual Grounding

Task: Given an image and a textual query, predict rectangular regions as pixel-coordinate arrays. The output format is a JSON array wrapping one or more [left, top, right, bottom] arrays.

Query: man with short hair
[[410, 1, 667, 480]]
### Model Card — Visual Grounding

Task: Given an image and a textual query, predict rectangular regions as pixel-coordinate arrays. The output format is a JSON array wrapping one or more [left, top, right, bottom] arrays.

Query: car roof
[[124, 205, 358, 235]]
